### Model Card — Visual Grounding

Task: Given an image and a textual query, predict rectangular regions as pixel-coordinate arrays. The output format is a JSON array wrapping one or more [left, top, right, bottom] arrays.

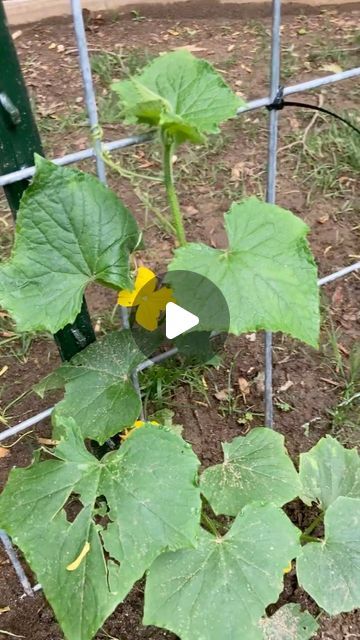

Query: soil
[[0, 1, 360, 639]]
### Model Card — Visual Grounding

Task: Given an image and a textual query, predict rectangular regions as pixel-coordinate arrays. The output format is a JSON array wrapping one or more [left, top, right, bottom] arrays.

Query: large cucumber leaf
[[200, 428, 300, 516], [259, 604, 319, 639], [35, 330, 161, 444], [0, 420, 201, 640], [297, 496, 360, 614], [299, 435, 360, 510], [144, 503, 300, 640], [0, 156, 140, 333], [112, 50, 243, 145], [168, 197, 319, 347]]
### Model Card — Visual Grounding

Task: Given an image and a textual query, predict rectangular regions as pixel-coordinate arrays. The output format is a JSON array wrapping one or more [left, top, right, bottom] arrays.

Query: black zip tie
[[267, 85, 360, 136], [267, 86, 285, 111]]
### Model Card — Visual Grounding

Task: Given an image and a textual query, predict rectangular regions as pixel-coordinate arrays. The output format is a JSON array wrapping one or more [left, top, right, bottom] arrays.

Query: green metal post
[[0, 0, 95, 360]]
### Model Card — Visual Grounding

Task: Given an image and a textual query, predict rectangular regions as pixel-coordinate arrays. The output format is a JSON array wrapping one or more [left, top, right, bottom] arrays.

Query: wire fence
[[1, 0, 360, 599]]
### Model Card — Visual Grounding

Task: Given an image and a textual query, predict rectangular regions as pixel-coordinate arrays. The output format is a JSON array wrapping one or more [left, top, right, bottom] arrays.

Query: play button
[[165, 302, 199, 339], [123, 269, 230, 362]]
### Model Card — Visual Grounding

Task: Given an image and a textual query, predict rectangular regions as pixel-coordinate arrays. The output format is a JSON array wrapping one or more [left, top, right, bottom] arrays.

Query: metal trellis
[[0, 0, 359, 599]]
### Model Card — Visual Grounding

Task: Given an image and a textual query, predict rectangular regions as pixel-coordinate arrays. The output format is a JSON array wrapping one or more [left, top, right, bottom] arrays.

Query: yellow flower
[[283, 561, 292, 574], [118, 266, 175, 331], [121, 419, 159, 440]]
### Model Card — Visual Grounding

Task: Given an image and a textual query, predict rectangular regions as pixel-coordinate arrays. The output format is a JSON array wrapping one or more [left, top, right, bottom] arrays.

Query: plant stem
[[102, 150, 161, 183], [303, 512, 324, 537], [201, 512, 220, 538], [162, 137, 187, 247], [300, 533, 322, 544], [134, 186, 177, 236], [101, 150, 176, 234]]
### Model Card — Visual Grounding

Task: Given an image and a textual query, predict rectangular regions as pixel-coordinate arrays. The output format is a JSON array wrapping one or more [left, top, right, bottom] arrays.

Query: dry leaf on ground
[[238, 377, 250, 399], [278, 380, 294, 393], [254, 371, 265, 396], [174, 44, 207, 52], [37, 437, 60, 446], [214, 388, 230, 402], [321, 62, 343, 74]]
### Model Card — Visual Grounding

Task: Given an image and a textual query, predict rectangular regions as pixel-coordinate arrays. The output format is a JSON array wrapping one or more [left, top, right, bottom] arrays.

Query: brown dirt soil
[[0, 1, 359, 639]]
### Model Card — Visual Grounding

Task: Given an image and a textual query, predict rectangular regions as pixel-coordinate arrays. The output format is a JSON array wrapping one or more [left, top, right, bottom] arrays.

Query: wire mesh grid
[[0, 0, 360, 600]]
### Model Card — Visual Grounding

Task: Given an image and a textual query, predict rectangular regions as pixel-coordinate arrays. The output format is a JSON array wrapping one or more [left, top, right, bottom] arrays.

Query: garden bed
[[0, 2, 359, 639], [5, 0, 359, 27]]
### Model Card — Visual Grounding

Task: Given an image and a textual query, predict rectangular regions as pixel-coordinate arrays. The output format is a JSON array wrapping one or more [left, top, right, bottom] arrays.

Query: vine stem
[[102, 151, 176, 235], [300, 534, 322, 544], [162, 137, 187, 247], [201, 512, 220, 538], [102, 150, 161, 183], [303, 512, 324, 537]]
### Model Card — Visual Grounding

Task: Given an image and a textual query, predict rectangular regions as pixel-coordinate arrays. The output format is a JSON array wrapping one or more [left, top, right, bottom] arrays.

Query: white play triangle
[[165, 302, 199, 340]]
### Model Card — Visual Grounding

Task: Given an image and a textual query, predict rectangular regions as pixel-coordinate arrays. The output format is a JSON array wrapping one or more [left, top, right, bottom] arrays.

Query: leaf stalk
[[162, 136, 187, 247], [300, 533, 322, 544], [201, 511, 220, 538], [303, 512, 324, 537]]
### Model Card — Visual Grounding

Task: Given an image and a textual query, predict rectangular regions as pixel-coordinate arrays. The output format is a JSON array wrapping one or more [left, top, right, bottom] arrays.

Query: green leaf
[[0, 156, 140, 333], [0, 420, 201, 640], [297, 496, 360, 614], [112, 50, 243, 145], [259, 604, 319, 639], [299, 435, 360, 510], [35, 329, 161, 444], [144, 503, 300, 640], [200, 428, 300, 516], [168, 197, 320, 347]]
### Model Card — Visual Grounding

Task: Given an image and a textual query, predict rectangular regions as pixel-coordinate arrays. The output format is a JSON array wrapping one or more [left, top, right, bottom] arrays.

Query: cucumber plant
[[0, 50, 358, 640]]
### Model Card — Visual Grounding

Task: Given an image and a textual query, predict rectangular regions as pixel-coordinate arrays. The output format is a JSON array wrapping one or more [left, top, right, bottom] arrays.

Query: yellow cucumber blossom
[[118, 266, 175, 331], [121, 419, 159, 440], [283, 561, 292, 574]]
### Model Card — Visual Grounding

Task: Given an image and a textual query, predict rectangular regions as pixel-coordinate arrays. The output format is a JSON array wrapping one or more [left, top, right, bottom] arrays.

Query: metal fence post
[[264, 0, 282, 428], [0, 0, 95, 361]]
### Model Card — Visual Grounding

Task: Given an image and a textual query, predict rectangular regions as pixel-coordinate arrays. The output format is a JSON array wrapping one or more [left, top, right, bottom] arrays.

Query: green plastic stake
[[0, 0, 95, 360]]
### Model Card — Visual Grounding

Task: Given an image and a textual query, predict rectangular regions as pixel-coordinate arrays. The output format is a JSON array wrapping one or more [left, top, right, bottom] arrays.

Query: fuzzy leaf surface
[[200, 428, 300, 516], [299, 435, 360, 510], [297, 496, 360, 614], [0, 156, 139, 333], [144, 503, 300, 640], [0, 420, 201, 640], [259, 604, 319, 639], [112, 50, 242, 144], [35, 330, 161, 444], [168, 197, 319, 346]]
